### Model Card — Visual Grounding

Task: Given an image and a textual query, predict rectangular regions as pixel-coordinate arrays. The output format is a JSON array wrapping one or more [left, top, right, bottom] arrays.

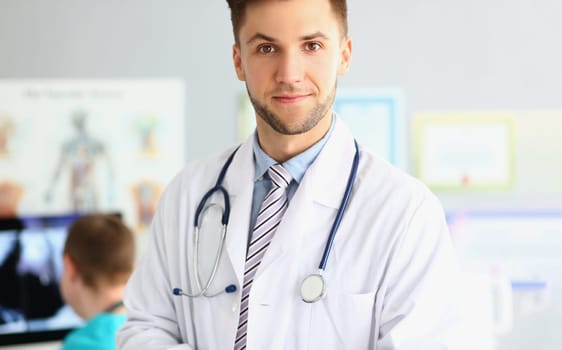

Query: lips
[[272, 94, 310, 104]]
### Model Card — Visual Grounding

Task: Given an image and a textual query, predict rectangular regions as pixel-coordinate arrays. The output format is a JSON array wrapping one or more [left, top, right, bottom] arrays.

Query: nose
[[275, 49, 304, 84]]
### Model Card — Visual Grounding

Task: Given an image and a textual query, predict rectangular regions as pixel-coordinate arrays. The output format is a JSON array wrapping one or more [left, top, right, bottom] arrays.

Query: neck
[[76, 284, 126, 320], [256, 111, 332, 163]]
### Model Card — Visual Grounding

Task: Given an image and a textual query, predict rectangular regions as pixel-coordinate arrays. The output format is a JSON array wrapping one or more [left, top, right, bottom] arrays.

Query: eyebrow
[[245, 31, 330, 45], [246, 33, 276, 45], [300, 31, 330, 41]]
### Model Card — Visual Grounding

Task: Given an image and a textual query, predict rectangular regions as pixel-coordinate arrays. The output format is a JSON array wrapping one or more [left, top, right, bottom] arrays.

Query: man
[[118, 0, 463, 349]]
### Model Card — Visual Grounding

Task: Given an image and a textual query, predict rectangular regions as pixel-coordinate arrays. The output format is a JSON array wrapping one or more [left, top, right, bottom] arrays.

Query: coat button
[[232, 303, 238, 313]]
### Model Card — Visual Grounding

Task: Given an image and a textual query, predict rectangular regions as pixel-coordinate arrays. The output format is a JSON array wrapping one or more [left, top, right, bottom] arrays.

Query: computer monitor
[[0, 213, 100, 345]]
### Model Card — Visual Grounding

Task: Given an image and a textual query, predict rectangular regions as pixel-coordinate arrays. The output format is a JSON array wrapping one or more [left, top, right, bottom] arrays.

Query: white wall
[[2, 0, 560, 160]]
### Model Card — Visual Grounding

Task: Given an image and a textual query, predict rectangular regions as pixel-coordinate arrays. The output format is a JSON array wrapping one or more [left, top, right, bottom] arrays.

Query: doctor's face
[[232, 0, 352, 136]]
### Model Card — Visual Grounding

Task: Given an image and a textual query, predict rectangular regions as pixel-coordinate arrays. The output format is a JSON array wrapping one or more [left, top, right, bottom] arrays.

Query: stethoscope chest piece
[[301, 272, 326, 303]]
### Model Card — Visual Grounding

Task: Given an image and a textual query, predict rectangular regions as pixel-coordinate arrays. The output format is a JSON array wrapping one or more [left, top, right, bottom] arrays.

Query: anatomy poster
[[0, 79, 185, 232]]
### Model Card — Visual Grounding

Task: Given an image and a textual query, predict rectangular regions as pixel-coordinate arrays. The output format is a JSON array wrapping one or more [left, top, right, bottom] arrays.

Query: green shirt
[[61, 313, 126, 350]]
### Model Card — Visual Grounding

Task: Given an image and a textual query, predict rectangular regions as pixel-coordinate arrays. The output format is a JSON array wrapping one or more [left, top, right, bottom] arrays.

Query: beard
[[247, 82, 336, 135]]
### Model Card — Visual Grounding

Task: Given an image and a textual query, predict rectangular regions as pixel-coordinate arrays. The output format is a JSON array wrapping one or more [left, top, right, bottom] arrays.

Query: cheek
[[309, 60, 338, 89], [245, 78, 269, 101], [244, 63, 269, 88]]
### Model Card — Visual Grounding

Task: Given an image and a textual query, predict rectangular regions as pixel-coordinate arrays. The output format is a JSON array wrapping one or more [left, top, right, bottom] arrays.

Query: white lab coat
[[118, 118, 463, 350]]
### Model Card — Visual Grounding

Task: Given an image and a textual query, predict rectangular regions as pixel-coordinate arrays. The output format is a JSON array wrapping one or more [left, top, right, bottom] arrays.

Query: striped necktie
[[234, 163, 292, 350]]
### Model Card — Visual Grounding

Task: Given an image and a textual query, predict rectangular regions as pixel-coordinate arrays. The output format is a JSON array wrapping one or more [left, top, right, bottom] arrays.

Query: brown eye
[[258, 45, 276, 54], [305, 42, 322, 51]]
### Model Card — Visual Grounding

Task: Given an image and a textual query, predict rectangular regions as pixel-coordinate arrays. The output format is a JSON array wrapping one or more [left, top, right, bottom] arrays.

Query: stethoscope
[[173, 140, 359, 303]]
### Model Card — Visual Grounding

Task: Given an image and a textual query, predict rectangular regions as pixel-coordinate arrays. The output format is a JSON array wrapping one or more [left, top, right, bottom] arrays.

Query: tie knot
[[268, 163, 292, 189]]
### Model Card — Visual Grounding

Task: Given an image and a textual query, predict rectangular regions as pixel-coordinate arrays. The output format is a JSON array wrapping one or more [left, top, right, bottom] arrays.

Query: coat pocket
[[308, 291, 376, 350]]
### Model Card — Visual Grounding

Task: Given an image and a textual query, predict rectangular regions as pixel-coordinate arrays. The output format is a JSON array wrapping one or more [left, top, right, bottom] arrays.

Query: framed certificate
[[413, 113, 515, 189]]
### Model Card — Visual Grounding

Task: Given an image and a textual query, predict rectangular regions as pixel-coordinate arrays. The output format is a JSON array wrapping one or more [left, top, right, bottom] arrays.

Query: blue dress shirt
[[248, 117, 335, 246]]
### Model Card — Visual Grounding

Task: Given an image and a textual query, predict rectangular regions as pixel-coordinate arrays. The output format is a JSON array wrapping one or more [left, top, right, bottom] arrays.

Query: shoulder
[[149, 144, 244, 236], [62, 314, 126, 350], [352, 146, 451, 271], [159, 146, 240, 203], [351, 145, 447, 248], [175, 146, 240, 187], [356, 145, 435, 206]]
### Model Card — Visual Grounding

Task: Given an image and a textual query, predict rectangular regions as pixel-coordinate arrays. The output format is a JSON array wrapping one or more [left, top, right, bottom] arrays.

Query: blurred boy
[[59, 214, 135, 350]]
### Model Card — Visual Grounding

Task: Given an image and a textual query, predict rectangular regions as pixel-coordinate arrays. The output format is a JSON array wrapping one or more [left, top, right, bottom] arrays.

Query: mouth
[[272, 93, 311, 104]]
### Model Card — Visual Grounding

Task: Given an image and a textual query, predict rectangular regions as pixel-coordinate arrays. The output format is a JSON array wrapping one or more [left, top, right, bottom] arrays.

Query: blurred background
[[1, 0, 561, 349]]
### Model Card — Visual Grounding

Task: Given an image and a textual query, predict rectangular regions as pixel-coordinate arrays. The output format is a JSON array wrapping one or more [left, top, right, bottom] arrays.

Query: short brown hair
[[63, 214, 135, 291], [226, 0, 348, 44]]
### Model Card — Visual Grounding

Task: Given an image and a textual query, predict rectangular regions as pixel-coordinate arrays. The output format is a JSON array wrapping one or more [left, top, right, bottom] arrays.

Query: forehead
[[239, 0, 342, 42]]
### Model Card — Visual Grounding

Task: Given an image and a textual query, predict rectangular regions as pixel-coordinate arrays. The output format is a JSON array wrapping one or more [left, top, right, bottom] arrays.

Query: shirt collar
[[253, 114, 335, 183]]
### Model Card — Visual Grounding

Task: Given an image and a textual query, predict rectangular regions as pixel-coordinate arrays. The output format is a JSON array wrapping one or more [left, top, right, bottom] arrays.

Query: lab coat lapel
[[254, 118, 358, 280], [305, 117, 357, 209], [221, 138, 255, 290]]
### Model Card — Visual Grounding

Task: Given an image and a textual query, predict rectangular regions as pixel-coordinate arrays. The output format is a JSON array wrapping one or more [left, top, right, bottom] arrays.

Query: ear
[[233, 44, 246, 81], [337, 36, 353, 76], [63, 255, 79, 282]]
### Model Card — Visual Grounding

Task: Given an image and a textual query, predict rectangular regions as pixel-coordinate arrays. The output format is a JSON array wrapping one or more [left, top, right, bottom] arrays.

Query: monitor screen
[[0, 213, 87, 345]]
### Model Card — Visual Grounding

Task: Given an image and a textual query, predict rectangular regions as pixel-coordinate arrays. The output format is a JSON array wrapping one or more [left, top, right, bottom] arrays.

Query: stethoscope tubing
[[193, 221, 228, 297], [184, 146, 240, 297], [181, 141, 360, 300], [194, 145, 240, 227], [318, 140, 360, 270]]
